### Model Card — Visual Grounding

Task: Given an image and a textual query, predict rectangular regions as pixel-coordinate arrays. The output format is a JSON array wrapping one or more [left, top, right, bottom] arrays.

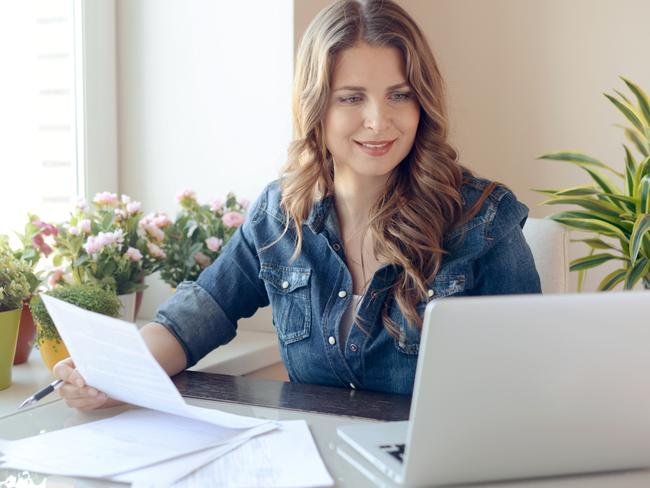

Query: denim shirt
[[155, 175, 541, 395]]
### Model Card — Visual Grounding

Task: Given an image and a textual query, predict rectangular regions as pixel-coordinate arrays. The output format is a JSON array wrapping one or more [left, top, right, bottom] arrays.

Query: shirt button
[[328, 336, 336, 345], [338, 290, 347, 298], [332, 243, 341, 251], [427, 289, 434, 298], [350, 343, 358, 352], [349, 383, 356, 389], [281, 281, 290, 289]]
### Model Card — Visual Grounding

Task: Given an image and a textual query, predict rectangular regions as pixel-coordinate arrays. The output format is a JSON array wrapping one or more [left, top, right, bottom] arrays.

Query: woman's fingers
[[53, 356, 114, 410]]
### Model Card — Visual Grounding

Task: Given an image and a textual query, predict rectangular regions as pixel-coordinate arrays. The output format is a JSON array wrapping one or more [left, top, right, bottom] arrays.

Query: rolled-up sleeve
[[154, 189, 271, 368]]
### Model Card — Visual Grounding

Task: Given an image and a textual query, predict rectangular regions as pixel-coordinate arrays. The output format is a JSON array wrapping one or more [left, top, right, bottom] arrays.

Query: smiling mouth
[[354, 140, 396, 149]]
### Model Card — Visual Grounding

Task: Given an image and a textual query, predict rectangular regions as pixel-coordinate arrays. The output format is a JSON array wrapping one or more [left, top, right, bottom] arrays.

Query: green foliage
[[52, 194, 168, 295], [29, 284, 121, 344], [160, 192, 247, 288], [0, 240, 32, 312], [537, 77, 650, 291]]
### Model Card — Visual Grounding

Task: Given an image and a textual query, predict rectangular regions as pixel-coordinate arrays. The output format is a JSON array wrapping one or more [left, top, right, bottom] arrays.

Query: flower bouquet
[[160, 190, 248, 288], [52, 192, 171, 295]]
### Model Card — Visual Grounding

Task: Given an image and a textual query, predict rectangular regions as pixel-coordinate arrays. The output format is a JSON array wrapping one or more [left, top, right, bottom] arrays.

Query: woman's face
[[324, 42, 420, 180]]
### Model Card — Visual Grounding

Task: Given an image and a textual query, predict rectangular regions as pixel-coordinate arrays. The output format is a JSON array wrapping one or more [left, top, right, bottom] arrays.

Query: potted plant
[[0, 241, 32, 389], [160, 190, 248, 288], [29, 284, 121, 370], [52, 192, 170, 321], [8, 215, 56, 364], [536, 77, 650, 291]]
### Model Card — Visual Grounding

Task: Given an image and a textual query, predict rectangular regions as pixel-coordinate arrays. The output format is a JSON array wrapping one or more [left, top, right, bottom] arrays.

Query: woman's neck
[[333, 173, 386, 230]]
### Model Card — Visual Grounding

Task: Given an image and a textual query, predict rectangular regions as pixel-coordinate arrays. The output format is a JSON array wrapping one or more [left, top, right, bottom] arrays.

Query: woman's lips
[[354, 139, 396, 156]]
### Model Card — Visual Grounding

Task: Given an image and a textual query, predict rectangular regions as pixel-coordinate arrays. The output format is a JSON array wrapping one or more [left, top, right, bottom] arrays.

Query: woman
[[55, 0, 540, 409]]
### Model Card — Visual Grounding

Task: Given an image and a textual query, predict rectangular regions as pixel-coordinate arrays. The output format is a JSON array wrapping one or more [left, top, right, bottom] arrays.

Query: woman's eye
[[340, 95, 362, 104], [391, 92, 412, 101]]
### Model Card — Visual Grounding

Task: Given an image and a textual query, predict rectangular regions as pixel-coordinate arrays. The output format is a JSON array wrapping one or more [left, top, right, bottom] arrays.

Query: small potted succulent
[[29, 284, 121, 370], [160, 190, 248, 288], [0, 241, 32, 389], [536, 77, 650, 291]]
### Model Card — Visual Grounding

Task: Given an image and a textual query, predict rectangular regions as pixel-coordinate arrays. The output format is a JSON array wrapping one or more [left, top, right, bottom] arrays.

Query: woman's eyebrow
[[332, 82, 410, 92]]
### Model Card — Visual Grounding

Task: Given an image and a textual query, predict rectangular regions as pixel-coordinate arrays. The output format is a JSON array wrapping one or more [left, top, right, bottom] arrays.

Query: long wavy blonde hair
[[279, 0, 494, 338]]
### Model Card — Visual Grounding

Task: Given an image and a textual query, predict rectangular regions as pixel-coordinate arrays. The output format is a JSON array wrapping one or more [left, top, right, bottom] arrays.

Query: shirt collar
[[305, 193, 335, 234]]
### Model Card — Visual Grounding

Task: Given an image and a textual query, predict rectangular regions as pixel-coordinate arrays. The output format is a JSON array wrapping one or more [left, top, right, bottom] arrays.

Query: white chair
[[522, 218, 569, 294]]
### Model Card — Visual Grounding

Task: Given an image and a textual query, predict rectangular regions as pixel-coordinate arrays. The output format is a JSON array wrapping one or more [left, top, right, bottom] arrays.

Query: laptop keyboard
[[379, 443, 405, 463]]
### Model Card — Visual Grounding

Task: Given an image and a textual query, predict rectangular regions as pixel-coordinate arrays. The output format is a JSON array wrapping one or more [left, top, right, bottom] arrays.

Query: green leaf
[[595, 193, 637, 214], [624, 145, 636, 195], [634, 156, 650, 197], [554, 186, 600, 196], [585, 169, 627, 210], [550, 216, 629, 240], [531, 188, 560, 196], [640, 175, 650, 214], [629, 214, 650, 264], [604, 93, 648, 136], [613, 89, 633, 106], [546, 210, 631, 232], [624, 257, 650, 290], [597, 268, 627, 291], [538, 151, 625, 177], [621, 77, 650, 127], [624, 128, 649, 157], [570, 238, 620, 251], [570, 253, 624, 272], [540, 196, 621, 217]]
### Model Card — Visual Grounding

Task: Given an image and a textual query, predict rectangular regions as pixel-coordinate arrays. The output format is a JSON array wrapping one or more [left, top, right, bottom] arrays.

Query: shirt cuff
[[154, 281, 237, 368]]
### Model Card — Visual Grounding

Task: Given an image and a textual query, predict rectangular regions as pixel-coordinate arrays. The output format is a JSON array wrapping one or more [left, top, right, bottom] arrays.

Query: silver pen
[[18, 379, 64, 409]]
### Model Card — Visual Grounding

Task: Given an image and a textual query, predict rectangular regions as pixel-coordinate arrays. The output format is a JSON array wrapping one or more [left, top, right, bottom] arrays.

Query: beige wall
[[294, 0, 650, 291]]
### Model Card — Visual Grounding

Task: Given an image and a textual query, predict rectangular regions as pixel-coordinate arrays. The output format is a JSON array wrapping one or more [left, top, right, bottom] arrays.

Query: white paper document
[[40, 294, 266, 429], [175, 420, 334, 488], [0, 409, 276, 478]]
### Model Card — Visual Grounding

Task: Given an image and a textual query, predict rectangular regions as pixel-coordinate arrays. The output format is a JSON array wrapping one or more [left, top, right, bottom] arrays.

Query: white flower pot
[[117, 292, 137, 323]]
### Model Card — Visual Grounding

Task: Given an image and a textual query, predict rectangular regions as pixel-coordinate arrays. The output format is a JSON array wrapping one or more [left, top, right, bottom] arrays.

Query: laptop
[[337, 291, 650, 486]]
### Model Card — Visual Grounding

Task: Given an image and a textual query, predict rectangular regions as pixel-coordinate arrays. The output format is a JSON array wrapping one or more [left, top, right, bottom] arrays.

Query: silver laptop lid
[[405, 291, 650, 486]]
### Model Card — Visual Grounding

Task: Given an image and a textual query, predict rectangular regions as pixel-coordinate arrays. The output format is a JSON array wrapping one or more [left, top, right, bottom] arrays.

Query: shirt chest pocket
[[394, 273, 467, 355], [259, 264, 312, 344]]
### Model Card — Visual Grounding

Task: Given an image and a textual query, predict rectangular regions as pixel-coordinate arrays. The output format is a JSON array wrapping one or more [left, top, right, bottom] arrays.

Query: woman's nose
[[363, 101, 391, 133]]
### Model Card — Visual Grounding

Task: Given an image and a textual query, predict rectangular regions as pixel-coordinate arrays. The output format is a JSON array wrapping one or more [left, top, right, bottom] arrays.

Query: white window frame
[[74, 0, 118, 199]]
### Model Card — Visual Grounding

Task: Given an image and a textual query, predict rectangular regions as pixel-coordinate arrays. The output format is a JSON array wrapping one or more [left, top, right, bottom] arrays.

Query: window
[[0, 0, 83, 240]]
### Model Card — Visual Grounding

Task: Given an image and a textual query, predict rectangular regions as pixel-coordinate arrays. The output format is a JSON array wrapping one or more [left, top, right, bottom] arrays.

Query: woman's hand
[[53, 357, 122, 411]]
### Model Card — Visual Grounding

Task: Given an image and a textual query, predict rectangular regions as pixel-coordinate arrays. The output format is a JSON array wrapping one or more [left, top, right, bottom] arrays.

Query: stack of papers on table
[[0, 297, 333, 487]]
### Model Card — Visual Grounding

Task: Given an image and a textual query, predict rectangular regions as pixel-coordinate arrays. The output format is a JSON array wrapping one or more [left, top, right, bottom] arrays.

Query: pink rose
[[222, 211, 245, 228], [48, 268, 65, 288], [93, 191, 119, 206], [78, 219, 91, 233], [126, 201, 142, 215], [147, 242, 166, 259], [193, 251, 211, 269], [238, 198, 250, 210], [152, 214, 172, 228], [143, 223, 165, 242], [176, 189, 196, 205], [84, 236, 102, 255], [68, 226, 80, 236], [209, 198, 223, 212], [32, 234, 53, 257], [125, 247, 143, 262], [205, 237, 223, 253]]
